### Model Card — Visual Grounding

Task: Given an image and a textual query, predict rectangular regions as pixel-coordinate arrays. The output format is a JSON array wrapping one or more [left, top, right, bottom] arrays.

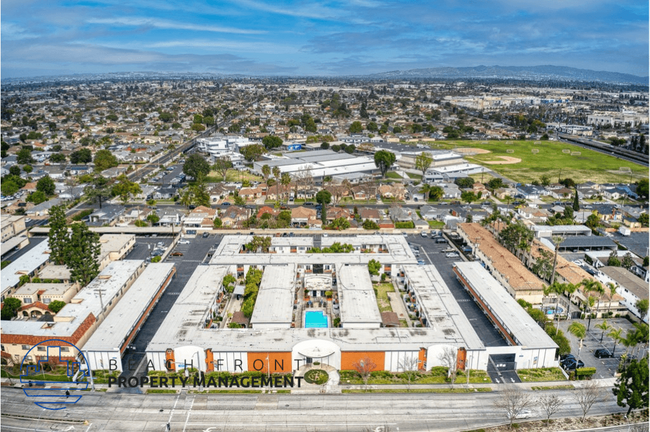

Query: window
[[61, 347, 69, 352], [37, 347, 46, 352], [23, 298, 32, 304], [43, 298, 51, 304], [22, 345, 30, 350]]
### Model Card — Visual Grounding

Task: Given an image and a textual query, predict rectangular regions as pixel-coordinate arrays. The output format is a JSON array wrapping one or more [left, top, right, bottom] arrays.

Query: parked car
[[445, 252, 460, 258], [304, 202, 314, 206], [563, 359, 584, 371], [417, 260, 426, 265], [420, 231, 428, 238], [435, 238, 448, 244], [202, 232, 209, 238], [178, 240, 190, 244], [171, 252, 183, 256], [221, 202, 231, 207], [594, 349, 613, 358]]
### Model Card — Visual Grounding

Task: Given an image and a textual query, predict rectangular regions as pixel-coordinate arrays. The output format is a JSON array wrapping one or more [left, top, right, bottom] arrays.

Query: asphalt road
[[0, 386, 629, 432], [119, 234, 221, 379]]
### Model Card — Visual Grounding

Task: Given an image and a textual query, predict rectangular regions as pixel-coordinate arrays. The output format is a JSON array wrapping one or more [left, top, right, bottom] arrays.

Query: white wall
[[384, 350, 419, 372], [85, 349, 121, 372], [211, 351, 248, 373], [292, 339, 341, 371]]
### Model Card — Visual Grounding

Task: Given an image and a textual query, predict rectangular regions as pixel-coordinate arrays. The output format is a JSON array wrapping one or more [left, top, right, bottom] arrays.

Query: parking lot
[[120, 233, 221, 380], [558, 317, 640, 379], [405, 232, 509, 348], [125, 236, 174, 261]]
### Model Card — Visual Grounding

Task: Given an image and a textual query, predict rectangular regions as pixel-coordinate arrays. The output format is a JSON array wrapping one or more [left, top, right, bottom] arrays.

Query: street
[[0, 385, 630, 432]]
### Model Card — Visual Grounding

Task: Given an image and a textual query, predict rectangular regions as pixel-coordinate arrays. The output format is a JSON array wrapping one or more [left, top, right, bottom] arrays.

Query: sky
[[2, 0, 648, 79]]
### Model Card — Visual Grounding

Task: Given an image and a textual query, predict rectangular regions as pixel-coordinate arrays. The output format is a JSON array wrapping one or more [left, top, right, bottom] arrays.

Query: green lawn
[[429, 140, 647, 184], [385, 172, 404, 179], [374, 283, 395, 313], [427, 220, 446, 228], [517, 367, 567, 382], [339, 368, 492, 385], [206, 169, 263, 183], [343, 388, 492, 394]]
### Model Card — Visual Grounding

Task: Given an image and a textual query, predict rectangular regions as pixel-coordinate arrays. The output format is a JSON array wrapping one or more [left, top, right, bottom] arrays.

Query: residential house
[[153, 185, 178, 200], [88, 205, 125, 226], [378, 184, 406, 200], [406, 185, 425, 202], [221, 206, 249, 227], [257, 206, 279, 219], [358, 207, 381, 222], [25, 198, 64, 217], [388, 206, 412, 222], [239, 187, 264, 201], [435, 182, 462, 199], [291, 206, 317, 227], [157, 208, 184, 226], [516, 185, 545, 200], [184, 206, 218, 230], [326, 206, 351, 222], [550, 187, 575, 200], [493, 187, 519, 200], [472, 182, 491, 198], [518, 206, 550, 222], [100, 166, 128, 178], [598, 266, 648, 323]]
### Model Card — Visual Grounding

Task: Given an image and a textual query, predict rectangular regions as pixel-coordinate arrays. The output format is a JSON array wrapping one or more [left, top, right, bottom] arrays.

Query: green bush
[[576, 367, 597, 379], [304, 369, 329, 385], [151, 256, 162, 263], [395, 221, 415, 229]]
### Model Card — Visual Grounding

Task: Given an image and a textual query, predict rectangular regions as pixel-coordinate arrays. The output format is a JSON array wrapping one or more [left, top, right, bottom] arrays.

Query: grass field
[[374, 283, 394, 313], [428, 140, 647, 184], [206, 168, 263, 183], [517, 367, 567, 382]]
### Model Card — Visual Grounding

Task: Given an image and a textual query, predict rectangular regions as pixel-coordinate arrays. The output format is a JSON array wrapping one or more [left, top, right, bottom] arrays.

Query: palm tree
[[549, 236, 564, 285], [563, 282, 580, 321], [607, 327, 624, 357], [272, 166, 281, 204], [545, 282, 565, 328], [420, 184, 432, 201], [605, 282, 617, 315], [568, 322, 587, 361], [632, 323, 649, 358], [595, 320, 610, 343], [581, 278, 604, 328], [261, 164, 271, 183], [281, 173, 291, 203]]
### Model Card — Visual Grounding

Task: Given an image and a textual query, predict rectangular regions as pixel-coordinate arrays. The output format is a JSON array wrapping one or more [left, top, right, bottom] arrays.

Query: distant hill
[[367, 65, 648, 85]]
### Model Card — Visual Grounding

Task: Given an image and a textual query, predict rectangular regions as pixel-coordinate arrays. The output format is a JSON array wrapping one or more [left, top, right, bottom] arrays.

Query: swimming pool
[[305, 311, 328, 328]]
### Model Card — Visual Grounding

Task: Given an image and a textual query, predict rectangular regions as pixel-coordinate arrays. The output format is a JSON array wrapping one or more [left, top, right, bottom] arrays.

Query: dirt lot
[[482, 156, 522, 165]]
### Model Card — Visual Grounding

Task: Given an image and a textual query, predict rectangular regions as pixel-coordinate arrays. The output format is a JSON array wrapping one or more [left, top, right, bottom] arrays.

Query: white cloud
[[86, 17, 265, 34], [1, 22, 40, 40]]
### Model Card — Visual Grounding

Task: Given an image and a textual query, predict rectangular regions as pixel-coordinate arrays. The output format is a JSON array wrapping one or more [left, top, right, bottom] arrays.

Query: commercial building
[[98, 234, 136, 270], [531, 225, 592, 238], [1, 214, 26, 242], [252, 150, 378, 179]]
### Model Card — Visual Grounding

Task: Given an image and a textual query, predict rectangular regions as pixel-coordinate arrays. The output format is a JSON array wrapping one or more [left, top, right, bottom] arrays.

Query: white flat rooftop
[[453, 262, 557, 349], [83, 263, 175, 352], [2, 239, 51, 295], [249, 264, 295, 327], [337, 265, 381, 325]]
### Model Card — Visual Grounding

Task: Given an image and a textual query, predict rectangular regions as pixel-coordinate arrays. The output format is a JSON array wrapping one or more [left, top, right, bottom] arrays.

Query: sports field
[[429, 140, 648, 184]]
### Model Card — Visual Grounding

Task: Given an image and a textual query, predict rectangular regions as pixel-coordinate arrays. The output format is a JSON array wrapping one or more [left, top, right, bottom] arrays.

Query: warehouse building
[[252, 150, 378, 179]]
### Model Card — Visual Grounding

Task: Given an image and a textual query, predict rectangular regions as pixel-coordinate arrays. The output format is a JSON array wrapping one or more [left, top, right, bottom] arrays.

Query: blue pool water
[[305, 311, 328, 328]]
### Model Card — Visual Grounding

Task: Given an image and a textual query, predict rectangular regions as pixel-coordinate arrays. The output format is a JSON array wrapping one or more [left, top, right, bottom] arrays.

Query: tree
[[568, 322, 587, 361], [17, 148, 34, 164], [214, 157, 232, 181], [638, 213, 649, 227], [47, 205, 69, 265], [352, 356, 377, 391], [438, 347, 458, 385], [50, 153, 67, 163], [574, 381, 602, 422], [461, 191, 478, 204], [111, 175, 142, 205], [222, 274, 236, 293], [261, 164, 271, 182], [613, 356, 649, 416], [499, 220, 534, 253], [621, 253, 635, 270], [573, 189, 580, 211], [27, 191, 48, 205], [363, 219, 379, 230], [494, 385, 533, 428], [183, 154, 210, 180], [415, 152, 433, 176], [636, 299, 649, 318], [239, 144, 265, 162], [147, 213, 160, 225], [316, 189, 332, 223], [320, 142, 330, 149], [272, 166, 281, 203], [9, 165, 21, 177], [636, 178, 649, 199], [488, 178, 505, 190], [596, 320, 611, 344], [349, 121, 363, 134], [2, 180, 19, 196], [65, 223, 101, 286], [608, 327, 624, 357], [538, 394, 563, 422], [70, 148, 92, 164], [540, 174, 551, 187], [368, 259, 381, 276], [1, 298, 21, 320], [262, 135, 283, 150], [455, 177, 475, 188], [398, 356, 420, 392], [48, 300, 66, 314], [281, 173, 291, 203], [94, 149, 118, 172], [213, 217, 222, 228], [607, 250, 621, 267], [373, 150, 396, 177]]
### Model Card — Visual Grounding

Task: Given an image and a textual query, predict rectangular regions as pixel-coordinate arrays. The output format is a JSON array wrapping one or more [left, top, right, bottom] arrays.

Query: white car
[[178, 240, 190, 245], [445, 252, 459, 258], [507, 410, 531, 420], [420, 232, 428, 238]]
